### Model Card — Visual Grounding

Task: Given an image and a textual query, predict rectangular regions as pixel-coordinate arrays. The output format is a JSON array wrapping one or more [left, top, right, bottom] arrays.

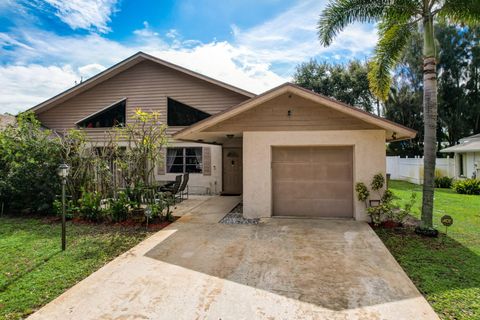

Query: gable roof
[[441, 133, 480, 153], [27, 52, 255, 114], [173, 83, 416, 142]]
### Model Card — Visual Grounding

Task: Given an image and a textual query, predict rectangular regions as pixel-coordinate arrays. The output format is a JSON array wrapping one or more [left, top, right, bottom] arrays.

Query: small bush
[[52, 199, 79, 219], [453, 179, 480, 195], [79, 190, 104, 221], [108, 191, 131, 222], [370, 173, 385, 191], [434, 176, 453, 188], [355, 182, 369, 202]]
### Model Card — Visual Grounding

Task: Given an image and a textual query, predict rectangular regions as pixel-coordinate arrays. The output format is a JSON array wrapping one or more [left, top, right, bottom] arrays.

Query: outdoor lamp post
[[57, 163, 69, 251]]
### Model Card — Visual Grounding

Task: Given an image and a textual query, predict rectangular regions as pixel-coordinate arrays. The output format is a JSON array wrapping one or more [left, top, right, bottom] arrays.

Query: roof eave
[[173, 83, 417, 142]]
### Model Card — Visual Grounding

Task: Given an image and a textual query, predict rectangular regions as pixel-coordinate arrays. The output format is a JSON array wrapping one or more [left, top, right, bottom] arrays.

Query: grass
[[0, 217, 153, 320], [376, 180, 480, 320]]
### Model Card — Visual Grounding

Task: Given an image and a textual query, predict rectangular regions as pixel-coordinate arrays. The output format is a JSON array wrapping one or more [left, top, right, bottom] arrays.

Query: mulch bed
[[40, 215, 178, 231]]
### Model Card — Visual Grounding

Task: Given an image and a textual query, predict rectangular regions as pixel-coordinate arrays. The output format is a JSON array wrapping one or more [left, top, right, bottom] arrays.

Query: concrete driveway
[[29, 196, 438, 320]]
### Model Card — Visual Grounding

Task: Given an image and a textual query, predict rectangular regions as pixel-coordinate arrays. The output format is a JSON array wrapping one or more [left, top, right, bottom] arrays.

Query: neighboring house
[[441, 133, 480, 179], [0, 114, 16, 130], [30, 51, 415, 221]]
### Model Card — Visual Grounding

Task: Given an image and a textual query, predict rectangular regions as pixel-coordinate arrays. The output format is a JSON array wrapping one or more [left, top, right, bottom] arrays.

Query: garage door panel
[[311, 147, 351, 162], [274, 164, 345, 182], [272, 163, 298, 181], [274, 199, 315, 217], [311, 199, 352, 217], [324, 165, 353, 180], [274, 199, 352, 217], [272, 146, 353, 218], [272, 147, 311, 162], [275, 181, 352, 200]]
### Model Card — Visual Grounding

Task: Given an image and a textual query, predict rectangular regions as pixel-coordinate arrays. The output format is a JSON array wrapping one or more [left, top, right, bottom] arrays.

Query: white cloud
[[0, 33, 33, 50], [0, 0, 378, 114], [166, 29, 179, 39], [150, 42, 285, 94], [0, 64, 78, 114], [40, 0, 118, 33], [231, 0, 377, 76], [78, 63, 106, 78], [133, 21, 159, 37]]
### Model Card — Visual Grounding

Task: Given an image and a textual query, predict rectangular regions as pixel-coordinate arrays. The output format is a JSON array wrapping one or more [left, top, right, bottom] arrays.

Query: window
[[167, 98, 210, 126], [166, 147, 202, 173], [78, 99, 126, 128]]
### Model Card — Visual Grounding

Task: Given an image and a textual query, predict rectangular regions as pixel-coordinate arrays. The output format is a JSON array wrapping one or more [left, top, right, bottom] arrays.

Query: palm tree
[[318, 0, 479, 229]]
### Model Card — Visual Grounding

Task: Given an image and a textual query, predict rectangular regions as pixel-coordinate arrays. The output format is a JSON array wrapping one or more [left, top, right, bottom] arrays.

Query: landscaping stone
[[219, 203, 260, 225]]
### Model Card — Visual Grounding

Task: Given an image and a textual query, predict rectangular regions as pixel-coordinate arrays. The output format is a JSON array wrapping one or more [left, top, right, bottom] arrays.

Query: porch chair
[[161, 175, 182, 204], [177, 173, 189, 201]]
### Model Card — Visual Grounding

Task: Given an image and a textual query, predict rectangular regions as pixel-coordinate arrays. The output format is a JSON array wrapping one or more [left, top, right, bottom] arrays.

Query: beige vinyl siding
[[205, 93, 380, 133], [36, 60, 248, 135]]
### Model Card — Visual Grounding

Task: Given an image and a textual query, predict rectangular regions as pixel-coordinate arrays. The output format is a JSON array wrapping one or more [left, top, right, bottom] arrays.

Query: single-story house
[[441, 133, 480, 179], [29, 51, 415, 221]]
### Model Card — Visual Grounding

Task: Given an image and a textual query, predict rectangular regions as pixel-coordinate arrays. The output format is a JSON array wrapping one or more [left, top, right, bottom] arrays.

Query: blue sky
[[0, 0, 377, 114]]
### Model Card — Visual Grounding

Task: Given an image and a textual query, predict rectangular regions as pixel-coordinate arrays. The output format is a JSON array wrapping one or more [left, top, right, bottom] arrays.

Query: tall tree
[[385, 83, 424, 156], [294, 59, 377, 113], [437, 24, 478, 145], [318, 0, 480, 229], [463, 26, 480, 134]]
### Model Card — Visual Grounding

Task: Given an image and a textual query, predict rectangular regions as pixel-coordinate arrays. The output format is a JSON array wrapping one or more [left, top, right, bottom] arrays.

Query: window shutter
[[203, 147, 211, 176], [157, 149, 166, 175]]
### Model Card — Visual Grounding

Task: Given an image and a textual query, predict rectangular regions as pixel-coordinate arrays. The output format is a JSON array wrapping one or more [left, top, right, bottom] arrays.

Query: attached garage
[[174, 83, 417, 221], [272, 146, 353, 218]]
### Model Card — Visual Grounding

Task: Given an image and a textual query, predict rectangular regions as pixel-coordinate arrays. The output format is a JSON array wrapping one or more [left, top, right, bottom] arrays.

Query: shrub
[[356, 173, 416, 225], [453, 179, 480, 195], [108, 191, 131, 222], [355, 182, 369, 202], [370, 173, 385, 191], [394, 192, 417, 223], [52, 199, 79, 219], [0, 112, 62, 214], [434, 176, 453, 189], [78, 190, 104, 221]]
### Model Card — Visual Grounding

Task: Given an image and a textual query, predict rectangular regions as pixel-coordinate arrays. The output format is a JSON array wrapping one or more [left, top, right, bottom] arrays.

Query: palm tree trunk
[[421, 16, 437, 228]]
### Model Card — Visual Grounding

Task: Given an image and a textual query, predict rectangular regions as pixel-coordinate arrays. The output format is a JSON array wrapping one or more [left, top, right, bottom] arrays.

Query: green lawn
[[0, 217, 153, 320], [376, 180, 480, 320]]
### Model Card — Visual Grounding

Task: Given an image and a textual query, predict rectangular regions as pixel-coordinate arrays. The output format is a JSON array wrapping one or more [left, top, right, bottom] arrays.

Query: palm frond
[[318, 0, 388, 46], [440, 0, 480, 25], [368, 21, 414, 101], [318, 0, 420, 46]]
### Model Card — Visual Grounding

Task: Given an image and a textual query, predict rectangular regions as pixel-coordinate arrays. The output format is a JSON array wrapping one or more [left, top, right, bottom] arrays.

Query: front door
[[223, 147, 242, 195]]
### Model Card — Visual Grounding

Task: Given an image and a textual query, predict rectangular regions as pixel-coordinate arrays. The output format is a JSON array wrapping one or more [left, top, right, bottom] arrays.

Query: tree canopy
[[294, 23, 480, 157], [293, 59, 378, 113]]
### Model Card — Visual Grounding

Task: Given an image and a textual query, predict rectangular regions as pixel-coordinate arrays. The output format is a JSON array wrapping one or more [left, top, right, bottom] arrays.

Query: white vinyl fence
[[386, 156, 455, 184]]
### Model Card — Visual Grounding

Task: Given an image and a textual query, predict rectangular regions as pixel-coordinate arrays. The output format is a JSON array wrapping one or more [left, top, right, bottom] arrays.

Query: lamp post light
[[57, 163, 70, 251]]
